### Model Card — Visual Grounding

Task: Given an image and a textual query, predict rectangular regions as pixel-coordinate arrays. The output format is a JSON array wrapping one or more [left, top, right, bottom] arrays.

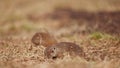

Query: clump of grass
[[21, 23, 35, 32], [9, 23, 17, 31], [88, 32, 119, 40], [5, 14, 24, 22], [89, 32, 103, 40]]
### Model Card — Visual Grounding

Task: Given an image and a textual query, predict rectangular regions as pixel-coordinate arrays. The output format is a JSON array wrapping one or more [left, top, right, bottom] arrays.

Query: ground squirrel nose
[[44, 42, 84, 59], [31, 32, 57, 47]]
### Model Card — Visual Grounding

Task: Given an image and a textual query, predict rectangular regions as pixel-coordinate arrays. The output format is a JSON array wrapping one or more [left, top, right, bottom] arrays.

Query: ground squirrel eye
[[51, 50, 54, 53], [53, 47, 56, 50], [51, 47, 56, 52]]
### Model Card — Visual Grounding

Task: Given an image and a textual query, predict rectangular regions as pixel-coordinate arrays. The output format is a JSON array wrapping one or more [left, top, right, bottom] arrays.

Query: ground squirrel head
[[44, 45, 63, 59]]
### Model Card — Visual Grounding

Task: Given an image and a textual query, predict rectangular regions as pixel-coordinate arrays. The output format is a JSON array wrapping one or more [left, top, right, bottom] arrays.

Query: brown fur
[[31, 32, 57, 47], [44, 42, 85, 59]]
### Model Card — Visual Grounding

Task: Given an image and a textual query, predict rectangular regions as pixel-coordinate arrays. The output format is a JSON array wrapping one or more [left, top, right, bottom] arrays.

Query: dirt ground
[[0, 0, 120, 68]]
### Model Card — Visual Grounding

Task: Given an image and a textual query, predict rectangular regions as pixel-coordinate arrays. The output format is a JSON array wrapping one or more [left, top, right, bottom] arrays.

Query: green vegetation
[[21, 23, 34, 32], [89, 32, 119, 40], [5, 14, 24, 22]]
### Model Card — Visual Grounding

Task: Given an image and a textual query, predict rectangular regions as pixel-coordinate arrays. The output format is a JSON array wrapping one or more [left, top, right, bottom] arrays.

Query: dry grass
[[0, 34, 120, 68]]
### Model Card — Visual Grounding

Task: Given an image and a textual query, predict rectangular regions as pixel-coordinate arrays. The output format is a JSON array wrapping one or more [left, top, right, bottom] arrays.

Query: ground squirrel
[[44, 42, 84, 59], [31, 32, 57, 47]]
